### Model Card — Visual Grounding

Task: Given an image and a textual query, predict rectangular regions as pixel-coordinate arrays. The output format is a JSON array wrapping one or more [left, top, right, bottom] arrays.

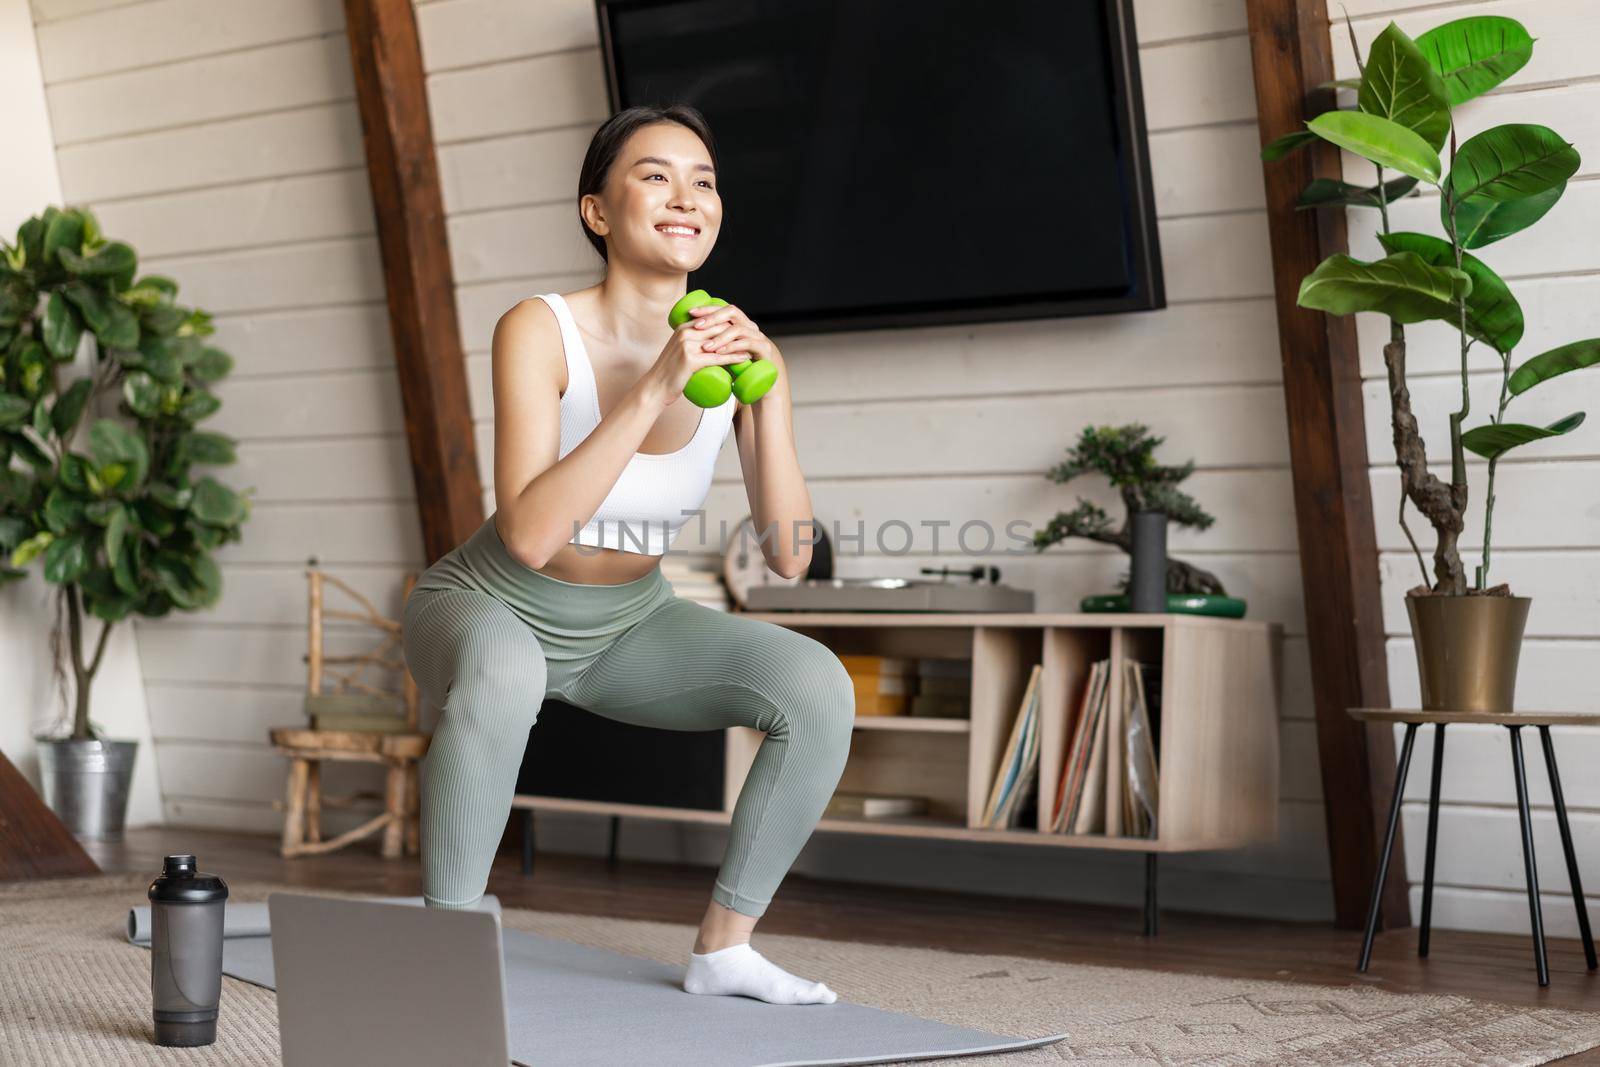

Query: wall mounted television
[[595, 0, 1165, 336]]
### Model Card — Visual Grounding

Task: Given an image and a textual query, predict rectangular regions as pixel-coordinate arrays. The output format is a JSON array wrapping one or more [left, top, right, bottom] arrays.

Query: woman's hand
[[687, 303, 786, 388], [645, 312, 752, 408]]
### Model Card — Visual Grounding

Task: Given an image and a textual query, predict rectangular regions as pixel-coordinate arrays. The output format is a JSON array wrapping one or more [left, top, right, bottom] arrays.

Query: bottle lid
[[148, 853, 229, 904]]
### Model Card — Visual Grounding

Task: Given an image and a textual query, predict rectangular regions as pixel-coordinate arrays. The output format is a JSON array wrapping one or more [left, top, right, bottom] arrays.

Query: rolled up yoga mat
[[124, 892, 1067, 1066], [126, 893, 502, 945]]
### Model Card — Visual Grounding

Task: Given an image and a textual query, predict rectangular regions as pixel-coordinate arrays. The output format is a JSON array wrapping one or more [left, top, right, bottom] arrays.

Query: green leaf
[[1462, 412, 1586, 461], [10, 530, 53, 569], [50, 377, 94, 440], [1359, 22, 1451, 150], [183, 431, 237, 465], [1416, 15, 1534, 106], [87, 418, 149, 490], [104, 503, 128, 573], [1445, 124, 1580, 207], [57, 241, 136, 286], [1306, 111, 1441, 183], [0, 393, 29, 429], [1454, 182, 1564, 249], [148, 482, 193, 509], [111, 528, 140, 596], [1508, 340, 1600, 396], [190, 476, 246, 526], [1296, 175, 1419, 211], [0, 515, 28, 551], [191, 346, 233, 382], [180, 389, 221, 423], [1261, 129, 1320, 162], [122, 371, 164, 418], [1375, 231, 1522, 353], [61, 281, 140, 349], [59, 452, 94, 492], [14, 215, 44, 271], [43, 291, 82, 360], [17, 339, 49, 397], [42, 529, 91, 584], [151, 550, 202, 609], [43, 486, 86, 534], [8, 430, 51, 470], [1297, 251, 1471, 323], [41, 211, 84, 270]]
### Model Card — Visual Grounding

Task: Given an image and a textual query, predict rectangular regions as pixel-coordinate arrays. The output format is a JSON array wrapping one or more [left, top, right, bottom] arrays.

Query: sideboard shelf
[[512, 610, 1283, 933]]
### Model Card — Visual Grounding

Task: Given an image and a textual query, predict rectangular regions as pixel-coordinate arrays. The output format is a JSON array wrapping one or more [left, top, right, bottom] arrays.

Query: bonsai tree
[[1, 205, 252, 742], [1032, 423, 1226, 595], [1263, 15, 1593, 596]]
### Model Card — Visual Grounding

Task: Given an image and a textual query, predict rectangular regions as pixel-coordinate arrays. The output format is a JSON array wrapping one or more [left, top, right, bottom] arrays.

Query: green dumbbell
[[667, 289, 780, 407]]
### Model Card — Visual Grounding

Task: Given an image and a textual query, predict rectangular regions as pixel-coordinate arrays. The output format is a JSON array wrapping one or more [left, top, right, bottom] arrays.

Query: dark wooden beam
[[343, 0, 483, 564], [1245, 0, 1409, 931], [0, 749, 99, 881]]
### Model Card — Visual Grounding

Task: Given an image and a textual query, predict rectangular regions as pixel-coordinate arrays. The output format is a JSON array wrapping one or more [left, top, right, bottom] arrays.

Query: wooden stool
[[1350, 707, 1599, 986], [270, 568, 431, 858]]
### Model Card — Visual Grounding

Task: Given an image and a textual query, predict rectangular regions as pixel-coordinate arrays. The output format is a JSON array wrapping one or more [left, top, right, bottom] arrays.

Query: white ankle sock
[[683, 941, 838, 1005]]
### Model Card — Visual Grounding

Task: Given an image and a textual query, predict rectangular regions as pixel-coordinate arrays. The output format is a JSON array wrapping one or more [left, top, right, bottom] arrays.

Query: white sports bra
[[535, 292, 735, 555]]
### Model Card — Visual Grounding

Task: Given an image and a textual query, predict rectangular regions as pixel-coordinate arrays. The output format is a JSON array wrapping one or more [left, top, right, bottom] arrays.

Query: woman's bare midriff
[[534, 540, 663, 586]]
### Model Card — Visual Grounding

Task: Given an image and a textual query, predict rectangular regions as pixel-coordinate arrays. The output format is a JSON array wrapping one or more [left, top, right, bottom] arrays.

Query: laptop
[[268, 892, 512, 1067]]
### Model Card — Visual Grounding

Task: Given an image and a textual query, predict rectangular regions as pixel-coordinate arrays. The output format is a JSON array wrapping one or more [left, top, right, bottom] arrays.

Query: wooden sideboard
[[512, 611, 1283, 932]]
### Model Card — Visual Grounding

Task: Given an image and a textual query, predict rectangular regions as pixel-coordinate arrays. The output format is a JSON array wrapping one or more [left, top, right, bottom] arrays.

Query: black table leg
[[521, 808, 537, 876], [607, 814, 621, 867], [1144, 853, 1158, 937], [1539, 724, 1597, 971], [1419, 723, 1446, 958], [1508, 725, 1550, 987], [1359, 721, 1417, 973]]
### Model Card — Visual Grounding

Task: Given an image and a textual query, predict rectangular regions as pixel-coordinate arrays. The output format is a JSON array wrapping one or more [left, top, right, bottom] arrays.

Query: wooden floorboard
[[83, 826, 1600, 1062]]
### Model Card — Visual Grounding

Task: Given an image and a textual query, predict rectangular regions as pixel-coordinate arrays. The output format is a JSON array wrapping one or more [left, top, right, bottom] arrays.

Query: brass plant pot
[[1406, 594, 1532, 713]]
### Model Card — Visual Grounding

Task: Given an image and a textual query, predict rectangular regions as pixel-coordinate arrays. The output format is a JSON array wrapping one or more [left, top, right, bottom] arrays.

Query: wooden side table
[[1350, 708, 1599, 986]]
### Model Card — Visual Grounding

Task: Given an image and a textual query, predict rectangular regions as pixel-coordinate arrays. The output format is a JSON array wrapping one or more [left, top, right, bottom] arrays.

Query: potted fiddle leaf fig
[[1261, 15, 1589, 711], [1, 205, 252, 839]]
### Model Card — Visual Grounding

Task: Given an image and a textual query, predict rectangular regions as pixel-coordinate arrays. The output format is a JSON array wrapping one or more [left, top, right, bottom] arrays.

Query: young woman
[[401, 104, 854, 1006]]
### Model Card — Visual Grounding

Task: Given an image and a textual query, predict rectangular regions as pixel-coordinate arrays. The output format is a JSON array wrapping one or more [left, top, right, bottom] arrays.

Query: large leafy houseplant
[[1260, 15, 1589, 710], [1, 205, 251, 744]]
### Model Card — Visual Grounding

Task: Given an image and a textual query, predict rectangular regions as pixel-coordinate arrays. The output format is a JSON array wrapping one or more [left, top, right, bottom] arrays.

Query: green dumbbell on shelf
[[667, 289, 780, 408]]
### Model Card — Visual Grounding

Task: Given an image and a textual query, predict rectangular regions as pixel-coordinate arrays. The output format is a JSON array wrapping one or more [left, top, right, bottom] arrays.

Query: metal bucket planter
[[36, 737, 139, 841], [1406, 595, 1532, 714]]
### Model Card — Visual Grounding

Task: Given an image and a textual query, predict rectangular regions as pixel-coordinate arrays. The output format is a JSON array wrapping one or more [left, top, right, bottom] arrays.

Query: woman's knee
[[404, 591, 548, 733], [772, 637, 856, 747], [452, 635, 548, 731]]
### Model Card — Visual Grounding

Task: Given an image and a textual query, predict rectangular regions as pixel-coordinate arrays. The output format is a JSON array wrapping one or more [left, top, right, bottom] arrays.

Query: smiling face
[[581, 121, 721, 273]]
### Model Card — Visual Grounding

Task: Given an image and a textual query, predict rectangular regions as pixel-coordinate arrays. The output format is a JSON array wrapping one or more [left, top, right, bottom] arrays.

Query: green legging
[[400, 514, 855, 916]]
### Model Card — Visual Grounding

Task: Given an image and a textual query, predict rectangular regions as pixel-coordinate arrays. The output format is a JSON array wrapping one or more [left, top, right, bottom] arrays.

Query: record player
[[723, 516, 1034, 613]]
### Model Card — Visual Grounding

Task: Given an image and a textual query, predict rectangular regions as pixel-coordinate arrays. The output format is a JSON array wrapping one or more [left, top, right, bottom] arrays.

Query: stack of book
[[839, 654, 912, 716], [307, 692, 407, 734], [910, 657, 972, 719], [979, 663, 1042, 829], [660, 555, 731, 610], [1050, 659, 1161, 837], [823, 790, 929, 819]]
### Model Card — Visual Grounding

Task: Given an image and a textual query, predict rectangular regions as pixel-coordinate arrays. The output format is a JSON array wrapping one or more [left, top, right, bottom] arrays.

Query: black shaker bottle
[[147, 853, 229, 1046]]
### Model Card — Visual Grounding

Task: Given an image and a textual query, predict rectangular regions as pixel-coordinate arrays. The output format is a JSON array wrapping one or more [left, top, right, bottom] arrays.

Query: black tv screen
[[595, 0, 1164, 334]]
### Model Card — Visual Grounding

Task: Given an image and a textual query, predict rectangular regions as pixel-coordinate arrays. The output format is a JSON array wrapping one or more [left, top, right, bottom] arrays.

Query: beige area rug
[[4, 872, 1600, 1067]]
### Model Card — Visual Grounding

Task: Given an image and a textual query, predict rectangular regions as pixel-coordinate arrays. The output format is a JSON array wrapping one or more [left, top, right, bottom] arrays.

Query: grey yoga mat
[[124, 894, 1067, 1066]]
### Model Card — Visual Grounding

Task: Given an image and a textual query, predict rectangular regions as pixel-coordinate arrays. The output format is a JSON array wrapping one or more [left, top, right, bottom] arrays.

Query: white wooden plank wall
[[1330, 0, 1600, 938]]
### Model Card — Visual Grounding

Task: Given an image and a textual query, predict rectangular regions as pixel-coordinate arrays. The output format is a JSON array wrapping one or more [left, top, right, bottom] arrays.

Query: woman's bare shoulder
[[493, 295, 566, 396]]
